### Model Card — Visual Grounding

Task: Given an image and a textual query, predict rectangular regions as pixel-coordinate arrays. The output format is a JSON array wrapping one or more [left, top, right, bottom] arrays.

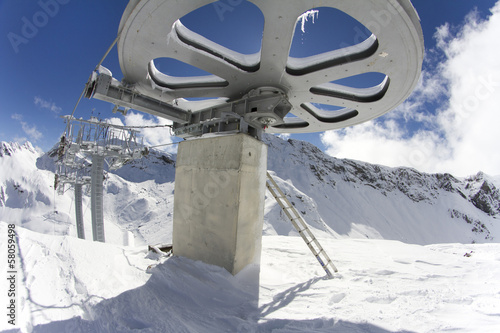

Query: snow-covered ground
[[1, 137, 500, 332], [1, 223, 500, 332]]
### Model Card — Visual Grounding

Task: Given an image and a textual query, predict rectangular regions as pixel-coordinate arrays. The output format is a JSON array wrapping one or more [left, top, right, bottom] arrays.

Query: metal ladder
[[266, 172, 338, 278]]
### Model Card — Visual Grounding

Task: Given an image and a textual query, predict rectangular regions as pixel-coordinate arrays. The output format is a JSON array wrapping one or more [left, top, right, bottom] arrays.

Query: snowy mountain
[[264, 135, 500, 244], [3, 135, 500, 246], [1, 136, 500, 332]]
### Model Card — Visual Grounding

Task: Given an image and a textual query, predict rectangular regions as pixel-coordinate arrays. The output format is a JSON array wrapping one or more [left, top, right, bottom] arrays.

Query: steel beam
[[74, 183, 85, 240], [90, 74, 191, 124], [91, 154, 105, 242]]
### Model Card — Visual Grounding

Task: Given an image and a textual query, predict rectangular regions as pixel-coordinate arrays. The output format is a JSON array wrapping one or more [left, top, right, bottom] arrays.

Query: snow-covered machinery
[[56, 116, 148, 242], [84, 0, 424, 276], [86, 0, 423, 139]]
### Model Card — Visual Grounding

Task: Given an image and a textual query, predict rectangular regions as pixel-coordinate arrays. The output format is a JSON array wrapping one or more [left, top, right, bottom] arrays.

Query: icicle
[[298, 9, 319, 33]]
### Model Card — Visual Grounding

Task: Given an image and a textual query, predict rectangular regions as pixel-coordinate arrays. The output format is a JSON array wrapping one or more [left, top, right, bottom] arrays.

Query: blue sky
[[1, 0, 499, 176]]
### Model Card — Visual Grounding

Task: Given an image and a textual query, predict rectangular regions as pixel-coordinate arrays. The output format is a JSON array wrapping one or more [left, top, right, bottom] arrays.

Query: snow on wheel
[[115, 0, 423, 134]]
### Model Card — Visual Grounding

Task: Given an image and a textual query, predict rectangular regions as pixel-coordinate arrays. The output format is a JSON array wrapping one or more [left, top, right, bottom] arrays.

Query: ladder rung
[[306, 239, 317, 246], [312, 245, 324, 254], [301, 228, 313, 235], [311, 247, 325, 257]]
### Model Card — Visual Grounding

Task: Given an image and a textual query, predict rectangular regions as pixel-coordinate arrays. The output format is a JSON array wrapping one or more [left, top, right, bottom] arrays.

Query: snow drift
[[1, 136, 500, 332]]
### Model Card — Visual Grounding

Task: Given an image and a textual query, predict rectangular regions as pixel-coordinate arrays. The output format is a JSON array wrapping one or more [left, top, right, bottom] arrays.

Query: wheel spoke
[[251, 0, 308, 75]]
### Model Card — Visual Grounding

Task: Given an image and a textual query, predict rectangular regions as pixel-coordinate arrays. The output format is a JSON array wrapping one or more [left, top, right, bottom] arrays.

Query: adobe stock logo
[[212, 0, 244, 22], [7, 0, 71, 54]]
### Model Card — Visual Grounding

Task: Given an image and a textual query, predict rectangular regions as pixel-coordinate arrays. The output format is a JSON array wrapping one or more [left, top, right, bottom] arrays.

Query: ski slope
[[1, 223, 500, 332], [2, 139, 500, 332]]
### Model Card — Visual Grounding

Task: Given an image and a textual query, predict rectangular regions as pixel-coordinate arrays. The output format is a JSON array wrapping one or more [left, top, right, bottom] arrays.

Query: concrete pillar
[[173, 133, 267, 275]]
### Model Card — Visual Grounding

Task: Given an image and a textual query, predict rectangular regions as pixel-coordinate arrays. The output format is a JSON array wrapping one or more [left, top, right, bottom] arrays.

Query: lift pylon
[[81, 0, 424, 274], [55, 116, 148, 242]]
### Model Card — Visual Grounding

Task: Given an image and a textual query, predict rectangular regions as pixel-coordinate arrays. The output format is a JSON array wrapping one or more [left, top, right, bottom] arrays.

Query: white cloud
[[276, 133, 291, 140], [11, 113, 43, 142], [11, 113, 23, 121], [13, 136, 28, 144], [121, 112, 177, 153], [321, 2, 500, 177], [22, 123, 43, 141], [106, 117, 125, 127], [34, 96, 62, 114]]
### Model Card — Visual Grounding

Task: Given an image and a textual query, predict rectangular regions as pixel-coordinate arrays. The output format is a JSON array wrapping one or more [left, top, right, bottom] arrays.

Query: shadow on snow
[[28, 257, 414, 333]]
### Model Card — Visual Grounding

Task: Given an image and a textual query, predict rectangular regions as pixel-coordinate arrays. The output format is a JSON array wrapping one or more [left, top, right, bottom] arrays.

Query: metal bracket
[[88, 74, 191, 124], [88, 72, 292, 139], [172, 86, 291, 139]]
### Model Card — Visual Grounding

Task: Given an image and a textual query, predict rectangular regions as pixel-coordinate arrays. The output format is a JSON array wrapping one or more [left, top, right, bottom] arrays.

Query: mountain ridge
[[1, 136, 499, 246], [267, 136, 500, 214]]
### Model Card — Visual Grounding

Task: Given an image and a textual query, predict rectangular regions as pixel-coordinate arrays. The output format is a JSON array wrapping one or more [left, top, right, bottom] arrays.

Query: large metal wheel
[[116, 0, 423, 134]]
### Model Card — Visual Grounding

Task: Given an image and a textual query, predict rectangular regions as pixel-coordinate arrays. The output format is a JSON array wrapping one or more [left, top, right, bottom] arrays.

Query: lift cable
[[113, 124, 174, 130], [147, 141, 181, 150], [65, 33, 122, 135]]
